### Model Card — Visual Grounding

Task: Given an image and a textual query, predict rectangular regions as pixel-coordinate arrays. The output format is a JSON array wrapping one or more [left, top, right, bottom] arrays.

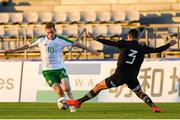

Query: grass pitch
[[0, 102, 180, 119]]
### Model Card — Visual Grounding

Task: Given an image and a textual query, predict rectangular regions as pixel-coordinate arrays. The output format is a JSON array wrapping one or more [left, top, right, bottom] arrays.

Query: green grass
[[0, 102, 180, 119]]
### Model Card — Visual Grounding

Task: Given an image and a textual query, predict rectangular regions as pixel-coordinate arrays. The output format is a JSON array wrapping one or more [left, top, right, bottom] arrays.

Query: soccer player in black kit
[[66, 29, 177, 112]]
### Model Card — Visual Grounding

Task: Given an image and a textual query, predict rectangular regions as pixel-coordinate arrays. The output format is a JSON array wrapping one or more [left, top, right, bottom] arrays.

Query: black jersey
[[97, 39, 171, 76]]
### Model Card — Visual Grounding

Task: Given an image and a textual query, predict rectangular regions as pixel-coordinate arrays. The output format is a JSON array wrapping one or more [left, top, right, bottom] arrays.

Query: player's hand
[[169, 40, 177, 46], [87, 32, 98, 40]]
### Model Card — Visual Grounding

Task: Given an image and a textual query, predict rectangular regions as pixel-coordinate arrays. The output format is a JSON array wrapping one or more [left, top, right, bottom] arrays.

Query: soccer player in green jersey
[[5, 22, 98, 112]]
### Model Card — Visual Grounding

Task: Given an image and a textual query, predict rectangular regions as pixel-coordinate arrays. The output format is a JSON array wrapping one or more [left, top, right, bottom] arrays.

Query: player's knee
[[62, 87, 71, 92], [61, 83, 71, 92], [95, 83, 104, 90]]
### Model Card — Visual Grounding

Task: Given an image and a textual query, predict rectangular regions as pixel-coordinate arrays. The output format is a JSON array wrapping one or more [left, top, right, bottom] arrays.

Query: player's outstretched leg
[[134, 87, 163, 113], [66, 80, 108, 108], [65, 89, 97, 108], [66, 99, 81, 108]]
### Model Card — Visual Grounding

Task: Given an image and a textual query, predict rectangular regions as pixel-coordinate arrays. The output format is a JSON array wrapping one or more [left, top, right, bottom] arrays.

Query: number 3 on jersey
[[126, 49, 138, 64]]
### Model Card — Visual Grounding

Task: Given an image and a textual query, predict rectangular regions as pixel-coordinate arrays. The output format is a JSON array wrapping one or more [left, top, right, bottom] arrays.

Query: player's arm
[[5, 44, 32, 53], [5, 38, 39, 53], [73, 41, 99, 54], [87, 32, 117, 46], [143, 40, 177, 53]]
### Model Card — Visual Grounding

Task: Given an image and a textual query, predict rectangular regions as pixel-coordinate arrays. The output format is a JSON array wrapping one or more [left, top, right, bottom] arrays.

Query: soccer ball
[[57, 97, 69, 110]]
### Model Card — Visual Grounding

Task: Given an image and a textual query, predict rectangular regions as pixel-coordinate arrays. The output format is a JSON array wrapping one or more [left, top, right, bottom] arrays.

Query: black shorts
[[105, 71, 141, 92]]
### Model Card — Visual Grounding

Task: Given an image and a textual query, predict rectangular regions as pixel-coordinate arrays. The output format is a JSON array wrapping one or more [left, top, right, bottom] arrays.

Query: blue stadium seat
[[4, 26, 19, 38], [62, 25, 78, 37], [168, 27, 179, 49], [125, 11, 140, 22], [111, 11, 126, 23], [23, 12, 38, 24], [93, 25, 107, 37], [81, 11, 96, 23], [96, 11, 111, 23], [38, 12, 53, 24], [9, 12, 23, 24], [18, 27, 34, 39], [121, 27, 131, 38], [79, 25, 93, 34], [107, 25, 122, 37], [2, 26, 19, 50], [67, 12, 81, 23], [2, 41, 11, 50], [18, 27, 25, 39], [0, 26, 5, 38], [168, 27, 178, 36], [9, 41, 17, 49], [0, 13, 9, 24], [25, 27, 34, 38], [53, 12, 67, 24], [34, 26, 46, 37]]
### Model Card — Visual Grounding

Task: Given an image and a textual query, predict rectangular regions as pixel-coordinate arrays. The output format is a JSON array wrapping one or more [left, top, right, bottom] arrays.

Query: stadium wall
[[0, 60, 180, 102]]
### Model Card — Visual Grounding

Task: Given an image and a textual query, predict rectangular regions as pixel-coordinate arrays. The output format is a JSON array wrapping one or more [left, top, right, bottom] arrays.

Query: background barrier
[[0, 59, 179, 102]]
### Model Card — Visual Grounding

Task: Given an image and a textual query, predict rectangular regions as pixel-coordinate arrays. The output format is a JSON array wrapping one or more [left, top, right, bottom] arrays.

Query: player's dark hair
[[45, 22, 55, 29], [128, 29, 139, 39]]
